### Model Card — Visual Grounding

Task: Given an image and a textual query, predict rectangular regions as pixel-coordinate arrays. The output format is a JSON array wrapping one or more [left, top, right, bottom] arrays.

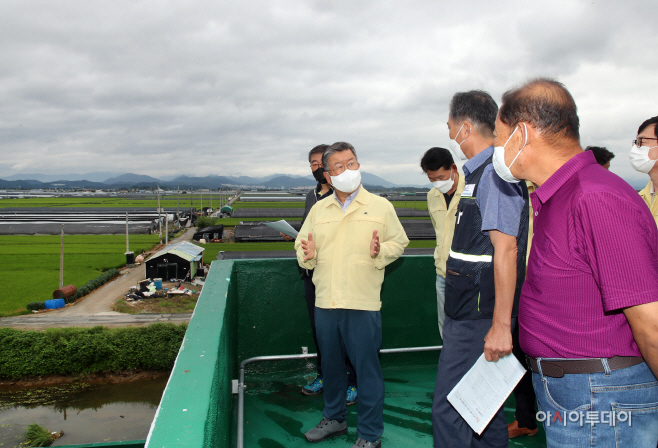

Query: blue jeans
[[532, 360, 658, 447], [435, 275, 446, 339]]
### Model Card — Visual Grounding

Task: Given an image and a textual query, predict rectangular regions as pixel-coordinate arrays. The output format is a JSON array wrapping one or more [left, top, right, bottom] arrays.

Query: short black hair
[[585, 146, 615, 166], [638, 116, 658, 138], [449, 90, 498, 137], [499, 78, 580, 145], [420, 147, 455, 172], [308, 144, 329, 163]]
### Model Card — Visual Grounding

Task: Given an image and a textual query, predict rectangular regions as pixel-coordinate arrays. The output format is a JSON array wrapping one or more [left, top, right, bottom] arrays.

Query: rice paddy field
[[198, 239, 436, 262], [0, 196, 229, 209], [231, 200, 429, 210], [0, 197, 430, 211], [0, 234, 160, 316]]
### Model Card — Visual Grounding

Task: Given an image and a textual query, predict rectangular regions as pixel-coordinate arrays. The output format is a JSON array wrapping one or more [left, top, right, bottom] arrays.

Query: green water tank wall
[[232, 257, 439, 361], [146, 255, 438, 448], [145, 261, 237, 448]]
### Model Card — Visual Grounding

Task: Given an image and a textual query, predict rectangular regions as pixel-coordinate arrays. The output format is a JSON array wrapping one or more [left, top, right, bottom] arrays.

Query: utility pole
[[125, 212, 129, 253], [59, 224, 64, 289], [210, 192, 212, 211], [177, 186, 180, 226], [200, 190, 203, 215], [157, 186, 162, 243], [165, 213, 168, 247], [125, 212, 135, 267]]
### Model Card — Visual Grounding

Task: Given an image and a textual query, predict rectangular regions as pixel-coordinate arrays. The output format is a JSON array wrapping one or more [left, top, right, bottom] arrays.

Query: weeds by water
[[0, 383, 93, 411], [23, 423, 59, 447]]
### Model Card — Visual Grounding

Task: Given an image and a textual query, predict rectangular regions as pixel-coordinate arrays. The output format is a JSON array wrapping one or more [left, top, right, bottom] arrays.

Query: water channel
[[0, 374, 168, 447]]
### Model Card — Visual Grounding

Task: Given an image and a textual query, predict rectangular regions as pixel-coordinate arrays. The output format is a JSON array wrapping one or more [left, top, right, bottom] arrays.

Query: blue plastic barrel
[[45, 299, 65, 309], [153, 278, 163, 290]]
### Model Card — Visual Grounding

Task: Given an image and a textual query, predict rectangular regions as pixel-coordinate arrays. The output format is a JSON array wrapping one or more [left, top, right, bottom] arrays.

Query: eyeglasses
[[310, 162, 323, 169], [633, 137, 658, 147], [328, 161, 359, 175]]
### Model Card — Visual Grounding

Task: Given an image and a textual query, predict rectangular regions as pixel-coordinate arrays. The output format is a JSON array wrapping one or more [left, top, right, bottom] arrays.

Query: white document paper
[[263, 220, 299, 238], [447, 353, 526, 435]]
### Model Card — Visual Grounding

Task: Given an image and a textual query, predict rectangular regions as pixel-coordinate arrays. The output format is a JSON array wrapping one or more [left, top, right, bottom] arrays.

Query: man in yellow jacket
[[420, 147, 464, 338], [295, 142, 409, 448], [632, 116, 658, 226]]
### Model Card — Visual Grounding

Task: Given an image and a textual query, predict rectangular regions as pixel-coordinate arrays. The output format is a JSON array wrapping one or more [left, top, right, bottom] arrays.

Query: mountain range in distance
[[1, 171, 426, 189]]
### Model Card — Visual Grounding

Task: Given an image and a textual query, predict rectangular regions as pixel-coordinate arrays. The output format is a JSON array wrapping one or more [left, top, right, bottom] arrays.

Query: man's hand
[[370, 230, 380, 258], [280, 232, 294, 242], [301, 232, 316, 261], [483, 323, 513, 362]]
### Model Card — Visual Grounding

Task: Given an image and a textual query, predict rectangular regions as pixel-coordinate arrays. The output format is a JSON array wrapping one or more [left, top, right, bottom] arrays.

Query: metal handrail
[[236, 345, 442, 448]]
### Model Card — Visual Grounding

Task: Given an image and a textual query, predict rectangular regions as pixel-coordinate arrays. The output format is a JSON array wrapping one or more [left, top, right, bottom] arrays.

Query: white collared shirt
[[334, 185, 362, 212]]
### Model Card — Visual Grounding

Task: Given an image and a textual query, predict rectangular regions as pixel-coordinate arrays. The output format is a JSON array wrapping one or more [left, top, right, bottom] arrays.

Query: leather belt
[[526, 356, 644, 378]]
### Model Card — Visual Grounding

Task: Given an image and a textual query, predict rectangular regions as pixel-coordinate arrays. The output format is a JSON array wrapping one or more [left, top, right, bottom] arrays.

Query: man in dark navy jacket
[[432, 90, 529, 448]]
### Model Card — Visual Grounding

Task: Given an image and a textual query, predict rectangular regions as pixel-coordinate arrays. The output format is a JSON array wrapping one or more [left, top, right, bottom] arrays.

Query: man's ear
[[323, 171, 331, 184], [522, 122, 539, 147], [462, 121, 473, 139]]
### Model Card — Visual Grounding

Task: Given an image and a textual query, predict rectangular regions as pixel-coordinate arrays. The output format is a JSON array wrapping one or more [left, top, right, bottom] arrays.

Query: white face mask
[[330, 167, 362, 193], [448, 123, 468, 161], [493, 124, 527, 183], [629, 143, 658, 174], [432, 171, 455, 194]]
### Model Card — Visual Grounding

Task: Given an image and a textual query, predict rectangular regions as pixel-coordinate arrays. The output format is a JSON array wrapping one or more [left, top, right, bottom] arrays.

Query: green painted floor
[[237, 358, 546, 448]]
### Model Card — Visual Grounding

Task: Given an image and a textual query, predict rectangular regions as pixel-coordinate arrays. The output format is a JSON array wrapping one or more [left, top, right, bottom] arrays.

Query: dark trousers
[[511, 321, 537, 429], [315, 307, 384, 442], [432, 316, 514, 448], [304, 274, 357, 387]]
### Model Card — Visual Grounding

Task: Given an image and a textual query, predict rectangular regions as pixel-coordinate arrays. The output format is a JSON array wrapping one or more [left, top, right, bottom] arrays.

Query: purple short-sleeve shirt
[[520, 151, 658, 359]]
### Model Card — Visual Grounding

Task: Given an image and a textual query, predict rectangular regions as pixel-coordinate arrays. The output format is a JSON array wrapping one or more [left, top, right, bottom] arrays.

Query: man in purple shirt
[[492, 78, 658, 447]]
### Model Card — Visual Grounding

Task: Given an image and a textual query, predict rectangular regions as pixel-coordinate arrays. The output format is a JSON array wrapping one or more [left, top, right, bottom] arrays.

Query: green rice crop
[[0, 234, 160, 316], [0, 196, 228, 209], [388, 200, 428, 210], [199, 239, 436, 263], [0, 196, 428, 210], [230, 201, 305, 209]]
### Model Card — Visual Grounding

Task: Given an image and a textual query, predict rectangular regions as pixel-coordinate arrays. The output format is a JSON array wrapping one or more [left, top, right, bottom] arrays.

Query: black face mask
[[313, 167, 328, 184]]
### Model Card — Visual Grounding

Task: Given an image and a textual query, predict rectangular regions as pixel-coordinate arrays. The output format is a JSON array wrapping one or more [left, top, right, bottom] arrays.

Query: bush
[[72, 268, 120, 301], [26, 301, 46, 311], [0, 323, 187, 379]]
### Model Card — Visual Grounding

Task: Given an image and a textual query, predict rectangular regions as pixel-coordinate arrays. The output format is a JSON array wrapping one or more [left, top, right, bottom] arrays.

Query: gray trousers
[[432, 316, 512, 448]]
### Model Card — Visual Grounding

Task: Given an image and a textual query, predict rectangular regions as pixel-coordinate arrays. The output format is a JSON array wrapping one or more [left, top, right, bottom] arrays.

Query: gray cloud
[[0, 0, 656, 187]]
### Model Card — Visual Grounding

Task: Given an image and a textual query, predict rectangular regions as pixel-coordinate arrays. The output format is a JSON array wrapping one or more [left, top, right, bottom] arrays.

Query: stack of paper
[[263, 220, 299, 238]]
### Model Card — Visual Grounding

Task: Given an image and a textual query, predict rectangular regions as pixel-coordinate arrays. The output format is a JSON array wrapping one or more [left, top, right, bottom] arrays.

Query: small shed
[[193, 225, 224, 242], [145, 241, 205, 281]]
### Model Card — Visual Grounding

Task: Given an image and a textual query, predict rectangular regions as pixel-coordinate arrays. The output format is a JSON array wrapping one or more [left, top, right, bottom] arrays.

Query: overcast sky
[[1, 0, 656, 187]]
